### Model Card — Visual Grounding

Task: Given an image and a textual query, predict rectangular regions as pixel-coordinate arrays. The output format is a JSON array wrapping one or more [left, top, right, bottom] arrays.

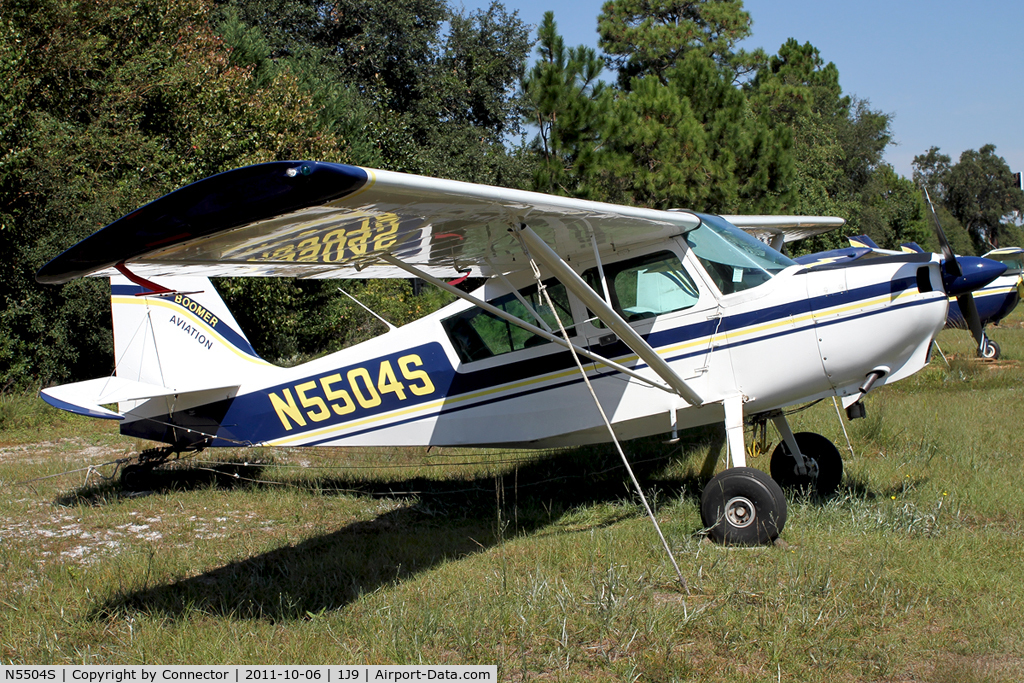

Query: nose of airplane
[[942, 256, 1008, 297]]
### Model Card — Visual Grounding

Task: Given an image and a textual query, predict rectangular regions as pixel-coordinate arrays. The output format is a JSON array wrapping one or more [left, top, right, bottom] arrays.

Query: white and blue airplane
[[796, 235, 1018, 358], [35, 161, 1006, 546]]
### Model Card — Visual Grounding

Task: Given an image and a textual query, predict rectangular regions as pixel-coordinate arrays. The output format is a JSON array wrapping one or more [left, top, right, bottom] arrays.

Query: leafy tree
[[0, 0, 343, 390], [597, 0, 763, 88], [913, 145, 1024, 252], [216, 0, 533, 184], [520, 12, 613, 198], [747, 38, 897, 253], [403, 2, 534, 185], [945, 145, 1024, 250], [912, 146, 952, 203], [856, 165, 933, 251], [600, 51, 795, 213], [911, 146, 974, 255], [210, 0, 535, 364], [215, 278, 453, 363], [522, 13, 794, 213]]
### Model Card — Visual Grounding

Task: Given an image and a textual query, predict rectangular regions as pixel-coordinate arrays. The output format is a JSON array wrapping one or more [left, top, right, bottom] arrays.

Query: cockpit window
[[688, 214, 796, 294], [442, 280, 574, 363], [583, 251, 699, 326]]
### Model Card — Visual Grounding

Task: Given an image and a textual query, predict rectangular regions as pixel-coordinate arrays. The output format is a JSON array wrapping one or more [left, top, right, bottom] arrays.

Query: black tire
[[981, 339, 1000, 359], [121, 464, 153, 491], [770, 432, 843, 496], [700, 467, 787, 546]]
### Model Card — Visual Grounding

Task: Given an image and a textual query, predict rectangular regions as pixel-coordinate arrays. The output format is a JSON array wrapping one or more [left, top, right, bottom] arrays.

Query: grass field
[[2, 311, 1024, 680]]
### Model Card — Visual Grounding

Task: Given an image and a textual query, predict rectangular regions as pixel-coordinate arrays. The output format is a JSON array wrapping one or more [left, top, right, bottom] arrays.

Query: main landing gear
[[769, 431, 843, 496], [700, 403, 844, 546], [701, 467, 787, 545]]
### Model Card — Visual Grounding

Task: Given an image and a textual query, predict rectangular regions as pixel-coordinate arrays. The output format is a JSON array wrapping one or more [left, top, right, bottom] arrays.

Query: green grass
[[2, 312, 1024, 679]]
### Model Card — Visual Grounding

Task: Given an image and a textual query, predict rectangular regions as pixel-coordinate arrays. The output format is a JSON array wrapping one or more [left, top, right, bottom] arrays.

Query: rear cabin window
[[583, 251, 699, 326], [442, 281, 575, 363]]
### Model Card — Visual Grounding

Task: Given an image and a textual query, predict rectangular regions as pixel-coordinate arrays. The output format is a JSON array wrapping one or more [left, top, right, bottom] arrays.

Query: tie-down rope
[[523, 248, 690, 595]]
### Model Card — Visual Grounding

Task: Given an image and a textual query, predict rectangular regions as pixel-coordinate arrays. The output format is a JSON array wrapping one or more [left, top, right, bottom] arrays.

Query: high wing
[[722, 215, 846, 251], [37, 161, 701, 284]]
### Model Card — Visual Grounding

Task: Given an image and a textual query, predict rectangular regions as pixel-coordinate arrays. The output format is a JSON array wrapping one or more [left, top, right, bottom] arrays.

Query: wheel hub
[[725, 496, 756, 528], [792, 458, 820, 480]]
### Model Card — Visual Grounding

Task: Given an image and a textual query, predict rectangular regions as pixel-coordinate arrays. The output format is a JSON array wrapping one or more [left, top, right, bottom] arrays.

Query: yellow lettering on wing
[[297, 236, 322, 262], [322, 228, 348, 263], [373, 214, 400, 251]]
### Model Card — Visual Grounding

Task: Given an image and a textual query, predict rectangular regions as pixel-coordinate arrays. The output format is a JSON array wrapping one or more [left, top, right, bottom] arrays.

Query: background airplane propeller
[[922, 187, 998, 356]]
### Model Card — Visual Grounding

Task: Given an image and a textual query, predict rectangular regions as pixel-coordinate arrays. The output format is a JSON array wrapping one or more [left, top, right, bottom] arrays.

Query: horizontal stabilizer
[[848, 234, 881, 249], [40, 377, 237, 421]]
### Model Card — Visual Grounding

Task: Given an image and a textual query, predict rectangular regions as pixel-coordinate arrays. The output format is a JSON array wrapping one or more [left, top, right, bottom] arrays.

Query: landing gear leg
[[768, 412, 843, 496], [700, 397, 788, 546]]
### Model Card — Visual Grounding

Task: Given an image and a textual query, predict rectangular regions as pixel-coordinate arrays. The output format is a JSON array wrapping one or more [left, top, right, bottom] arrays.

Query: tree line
[[2, 0, 1022, 390]]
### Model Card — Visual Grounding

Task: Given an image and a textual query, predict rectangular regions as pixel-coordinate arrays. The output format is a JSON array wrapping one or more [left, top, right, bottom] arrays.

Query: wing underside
[[37, 162, 702, 284]]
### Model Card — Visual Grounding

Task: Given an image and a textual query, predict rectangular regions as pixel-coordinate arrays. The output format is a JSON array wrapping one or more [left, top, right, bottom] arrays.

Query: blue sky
[[457, 0, 1024, 179]]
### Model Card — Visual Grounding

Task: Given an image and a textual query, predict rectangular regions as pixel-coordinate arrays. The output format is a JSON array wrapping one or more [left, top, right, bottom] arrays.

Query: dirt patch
[[0, 437, 124, 465]]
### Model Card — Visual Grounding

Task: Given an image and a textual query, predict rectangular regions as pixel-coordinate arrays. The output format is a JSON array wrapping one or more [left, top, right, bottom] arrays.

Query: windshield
[[687, 214, 796, 294]]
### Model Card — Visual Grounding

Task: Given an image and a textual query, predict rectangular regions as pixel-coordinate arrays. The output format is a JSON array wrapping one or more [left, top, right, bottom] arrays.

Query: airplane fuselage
[[116, 236, 948, 451]]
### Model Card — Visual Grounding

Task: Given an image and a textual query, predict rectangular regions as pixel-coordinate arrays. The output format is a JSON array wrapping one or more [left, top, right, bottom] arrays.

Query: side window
[[442, 280, 575, 363], [583, 251, 699, 325]]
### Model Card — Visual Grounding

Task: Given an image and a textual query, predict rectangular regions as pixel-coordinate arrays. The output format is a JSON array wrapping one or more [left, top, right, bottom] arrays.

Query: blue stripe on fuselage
[[208, 342, 455, 446], [297, 284, 940, 446]]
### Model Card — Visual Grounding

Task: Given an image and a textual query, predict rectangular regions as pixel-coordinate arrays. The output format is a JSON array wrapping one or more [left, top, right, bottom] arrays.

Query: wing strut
[[525, 235, 690, 594], [376, 254, 676, 394], [514, 225, 704, 407]]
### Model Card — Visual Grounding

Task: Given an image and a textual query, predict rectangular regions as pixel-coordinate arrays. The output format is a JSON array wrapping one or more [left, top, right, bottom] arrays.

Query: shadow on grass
[[91, 428, 724, 622], [55, 461, 272, 507], [88, 425, 915, 622], [841, 472, 932, 501]]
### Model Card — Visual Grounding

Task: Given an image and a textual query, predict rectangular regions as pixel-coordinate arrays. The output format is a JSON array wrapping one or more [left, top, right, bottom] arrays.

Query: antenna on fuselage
[[337, 287, 397, 332]]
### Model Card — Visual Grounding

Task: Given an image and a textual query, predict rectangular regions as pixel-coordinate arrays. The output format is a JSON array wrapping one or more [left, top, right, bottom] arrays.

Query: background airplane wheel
[[981, 339, 1000, 359], [700, 467, 787, 546], [770, 432, 843, 496]]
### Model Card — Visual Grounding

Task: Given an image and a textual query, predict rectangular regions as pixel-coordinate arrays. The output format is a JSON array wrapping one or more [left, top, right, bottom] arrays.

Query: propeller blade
[[923, 186, 961, 278], [956, 293, 986, 351]]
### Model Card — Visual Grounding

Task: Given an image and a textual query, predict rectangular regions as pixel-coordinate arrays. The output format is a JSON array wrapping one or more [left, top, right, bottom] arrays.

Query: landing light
[[285, 164, 313, 178]]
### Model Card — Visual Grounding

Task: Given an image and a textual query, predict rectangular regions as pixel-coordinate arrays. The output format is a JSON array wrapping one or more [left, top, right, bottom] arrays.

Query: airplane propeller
[[922, 187, 999, 355]]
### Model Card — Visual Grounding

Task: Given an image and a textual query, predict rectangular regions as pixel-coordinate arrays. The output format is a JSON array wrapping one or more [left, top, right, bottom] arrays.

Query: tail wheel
[[770, 432, 843, 496], [700, 467, 787, 546], [120, 464, 154, 492], [120, 446, 176, 491]]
